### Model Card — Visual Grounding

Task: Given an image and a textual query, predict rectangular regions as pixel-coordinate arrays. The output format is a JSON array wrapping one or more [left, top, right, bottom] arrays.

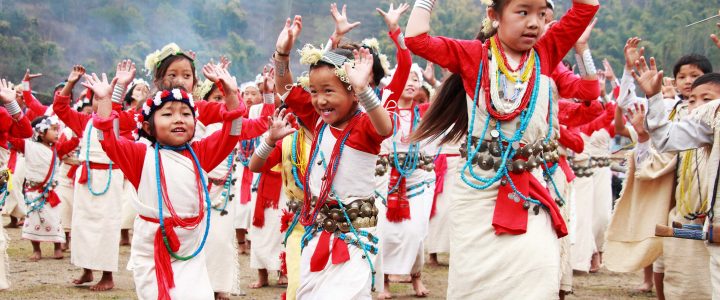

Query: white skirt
[[22, 192, 66, 243]]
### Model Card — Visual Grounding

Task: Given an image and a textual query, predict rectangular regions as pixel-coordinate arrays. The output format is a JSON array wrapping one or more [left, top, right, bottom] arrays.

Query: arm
[[383, 28, 413, 106], [249, 108, 296, 173], [249, 140, 282, 173], [346, 48, 393, 136], [93, 112, 146, 188], [193, 108, 245, 172], [330, 3, 360, 48], [577, 102, 615, 136], [614, 102, 631, 138], [56, 136, 80, 158], [536, 2, 600, 71], [22, 88, 49, 118], [0, 78, 33, 138], [646, 93, 713, 151], [7, 137, 25, 153], [274, 16, 303, 97], [558, 99, 603, 127], [282, 86, 318, 128], [558, 126, 584, 153], [552, 62, 601, 101]]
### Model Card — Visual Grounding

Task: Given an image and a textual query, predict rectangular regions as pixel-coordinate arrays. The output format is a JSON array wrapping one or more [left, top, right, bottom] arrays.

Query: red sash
[[77, 162, 119, 184]]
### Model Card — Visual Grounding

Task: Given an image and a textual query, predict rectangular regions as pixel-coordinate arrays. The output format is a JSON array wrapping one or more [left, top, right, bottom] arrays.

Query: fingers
[[376, 7, 388, 17], [630, 69, 641, 83], [648, 57, 657, 72], [341, 4, 347, 16], [101, 73, 108, 83]]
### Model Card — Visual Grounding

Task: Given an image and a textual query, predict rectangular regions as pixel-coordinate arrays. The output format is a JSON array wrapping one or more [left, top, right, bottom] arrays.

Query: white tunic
[[21, 140, 65, 243]]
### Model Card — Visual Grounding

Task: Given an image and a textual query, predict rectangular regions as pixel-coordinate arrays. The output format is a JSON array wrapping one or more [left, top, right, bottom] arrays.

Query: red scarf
[[26, 149, 60, 208], [252, 170, 282, 228], [430, 154, 448, 219], [386, 106, 418, 223]]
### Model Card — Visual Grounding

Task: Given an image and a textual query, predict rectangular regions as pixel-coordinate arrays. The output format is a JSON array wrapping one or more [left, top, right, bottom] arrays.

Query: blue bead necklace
[[85, 124, 113, 196], [212, 152, 235, 213], [25, 149, 58, 214]]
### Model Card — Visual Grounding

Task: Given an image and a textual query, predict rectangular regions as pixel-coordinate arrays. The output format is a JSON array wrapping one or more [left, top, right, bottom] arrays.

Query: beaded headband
[[297, 44, 353, 88], [136, 89, 196, 130], [34, 115, 59, 134]]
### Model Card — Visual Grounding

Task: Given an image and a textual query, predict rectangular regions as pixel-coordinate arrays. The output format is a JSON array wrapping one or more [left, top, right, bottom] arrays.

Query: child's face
[[416, 89, 430, 104], [675, 65, 705, 98], [132, 84, 150, 102], [309, 66, 356, 128], [145, 101, 196, 147], [80, 106, 93, 114], [207, 88, 224, 103], [42, 124, 60, 144], [402, 73, 422, 100], [688, 83, 720, 111], [242, 86, 262, 107], [494, 0, 548, 54], [162, 59, 195, 92]]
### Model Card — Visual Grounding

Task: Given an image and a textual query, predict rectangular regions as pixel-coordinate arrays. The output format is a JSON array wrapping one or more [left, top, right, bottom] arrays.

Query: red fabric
[[558, 99, 603, 127], [22, 90, 50, 120], [577, 102, 616, 137], [558, 126, 584, 153], [383, 28, 413, 107], [46, 191, 61, 207], [331, 236, 350, 265], [551, 62, 601, 101], [52, 92, 138, 140], [279, 251, 287, 276], [493, 170, 568, 237], [252, 170, 282, 228], [309, 231, 351, 272], [139, 215, 200, 300], [430, 154, 448, 219], [67, 165, 79, 181], [7, 150, 17, 172], [386, 167, 410, 222], [77, 162, 119, 184], [280, 210, 294, 233], [404, 3, 599, 100], [239, 167, 253, 204], [0, 108, 33, 150], [558, 156, 575, 183]]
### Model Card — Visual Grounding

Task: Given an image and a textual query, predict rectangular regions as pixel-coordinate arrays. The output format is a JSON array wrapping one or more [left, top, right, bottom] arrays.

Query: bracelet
[[230, 117, 243, 136], [255, 139, 275, 159], [356, 87, 381, 112], [581, 49, 597, 76], [4, 100, 21, 116], [275, 49, 290, 57], [263, 93, 274, 104], [22, 81, 30, 92], [574, 53, 587, 77], [414, 0, 436, 12], [111, 84, 125, 104]]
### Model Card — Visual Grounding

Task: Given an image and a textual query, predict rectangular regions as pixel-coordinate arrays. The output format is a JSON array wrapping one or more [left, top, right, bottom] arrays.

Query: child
[[404, 0, 598, 297], [123, 78, 150, 112], [0, 76, 34, 291], [9, 116, 79, 261], [86, 62, 245, 299], [273, 15, 393, 297]]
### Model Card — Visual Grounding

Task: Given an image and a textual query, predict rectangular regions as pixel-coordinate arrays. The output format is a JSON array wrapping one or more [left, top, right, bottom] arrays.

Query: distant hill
[[0, 0, 717, 102]]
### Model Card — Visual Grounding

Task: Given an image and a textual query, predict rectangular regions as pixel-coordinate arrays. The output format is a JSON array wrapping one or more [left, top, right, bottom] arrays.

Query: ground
[[1, 218, 656, 299]]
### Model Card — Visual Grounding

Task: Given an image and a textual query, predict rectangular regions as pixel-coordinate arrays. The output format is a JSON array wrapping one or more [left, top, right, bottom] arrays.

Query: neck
[[41, 140, 54, 147], [398, 97, 414, 109]]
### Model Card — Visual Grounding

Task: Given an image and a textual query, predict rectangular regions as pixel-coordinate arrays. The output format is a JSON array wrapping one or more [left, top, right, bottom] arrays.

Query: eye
[[183, 112, 192, 117], [325, 89, 334, 93], [518, 10, 528, 16], [540, 11, 547, 17], [310, 89, 318, 94], [184, 74, 192, 79], [161, 113, 172, 117]]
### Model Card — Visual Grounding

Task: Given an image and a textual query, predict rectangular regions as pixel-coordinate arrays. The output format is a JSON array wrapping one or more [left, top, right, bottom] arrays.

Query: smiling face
[[309, 65, 356, 129], [144, 101, 196, 147], [688, 83, 720, 111], [242, 85, 262, 107], [132, 83, 150, 102], [675, 65, 705, 99], [401, 72, 422, 101], [491, 0, 548, 57]]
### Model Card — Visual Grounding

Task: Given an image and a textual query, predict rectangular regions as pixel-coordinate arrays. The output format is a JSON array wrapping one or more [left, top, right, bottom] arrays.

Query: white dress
[[20, 140, 65, 243]]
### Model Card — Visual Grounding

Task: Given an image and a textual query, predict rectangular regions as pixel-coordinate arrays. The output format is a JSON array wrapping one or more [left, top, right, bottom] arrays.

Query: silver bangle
[[582, 49, 597, 76], [255, 139, 275, 160], [4, 100, 21, 116], [22, 81, 30, 91], [574, 53, 587, 77], [111, 84, 125, 104], [414, 0, 435, 12], [356, 87, 381, 112], [230, 117, 243, 136], [263, 93, 274, 104]]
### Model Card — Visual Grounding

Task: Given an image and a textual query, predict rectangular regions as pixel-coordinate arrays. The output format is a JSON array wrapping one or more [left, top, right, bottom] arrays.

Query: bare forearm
[[274, 55, 293, 97], [405, 1, 433, 38]]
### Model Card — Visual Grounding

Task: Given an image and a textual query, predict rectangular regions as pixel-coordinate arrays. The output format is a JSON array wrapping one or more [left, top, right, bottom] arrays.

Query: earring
[[492, 20, 499, 29]]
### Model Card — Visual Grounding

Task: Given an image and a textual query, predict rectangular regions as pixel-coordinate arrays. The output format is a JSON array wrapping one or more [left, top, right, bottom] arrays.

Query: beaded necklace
[[389, 105, 422, 193], [25, 148, 58, 214], [485, 38, 537, 121], [212, 152, 236, 215], [291, 129, 308, 190], [154, 143, 211, 260], [85, 124, 113, 196], [238, 138, 259, 168], [461, 44, 562, 208]]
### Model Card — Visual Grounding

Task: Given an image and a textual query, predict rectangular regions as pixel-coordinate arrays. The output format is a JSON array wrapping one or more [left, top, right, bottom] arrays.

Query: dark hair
[[138, 85, 194, 144], [31, 116, 49, 142], [325, 42, 385, 87], [123, 84, 137, 106], [561, 59, 572, 70], [309, 47, 356, 89], [478, 0, 512, 39], [691, 72, 720, 90], [673, 54, 713, 78], [412, 28, 489, 144], [153, 54, 198, 91], [203, 84, 218, 101], [54, 80, 72, 99]]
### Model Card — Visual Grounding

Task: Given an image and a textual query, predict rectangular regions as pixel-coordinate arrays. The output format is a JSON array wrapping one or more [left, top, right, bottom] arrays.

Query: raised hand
[[597, 70, 607, 97], [266, 108, 297, 144], [345, 48, 375, 92], [81, 73, 116, 102], [114, 59, 137, 87], [422, 61, 437, 86], [260, 66, 275, 94], [602, 59, 616, 83], [23, 69, 42, 82], [219, 55, 231, 70], [661, 77, 677, 99], [331, 3, 361, 38], [276, 15, 303, 56], [575, 18, 597, 46], [626, 102, 649, 142], [67, 65, 86, 84], [0, 78, 16, 104], [624, 37, 644, 69], [187, 50, 197, 61], [631, 56, 664, 98], [376, 3, 410, 33]]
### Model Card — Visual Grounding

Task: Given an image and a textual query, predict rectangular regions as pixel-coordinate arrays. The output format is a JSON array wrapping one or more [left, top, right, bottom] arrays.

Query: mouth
[[404, 88, 416, 94], [171, 127, 187, 133], [319, 108, 335, 117], [521, 33, 538, 40]]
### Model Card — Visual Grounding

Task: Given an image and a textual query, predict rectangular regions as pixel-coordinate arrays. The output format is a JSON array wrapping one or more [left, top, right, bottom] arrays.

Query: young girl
[[86, 62, 246, 299], [0, 76, 33, 291], [405, 0, 598, 297], [53, 63, 139, 291], [272, 15, 393, 298], [9, 116, 79, 261], [123, 78, 150, 112]]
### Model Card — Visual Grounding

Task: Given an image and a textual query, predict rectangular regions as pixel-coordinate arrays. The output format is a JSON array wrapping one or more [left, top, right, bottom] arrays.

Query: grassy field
[[1, 216, 656, 299]]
